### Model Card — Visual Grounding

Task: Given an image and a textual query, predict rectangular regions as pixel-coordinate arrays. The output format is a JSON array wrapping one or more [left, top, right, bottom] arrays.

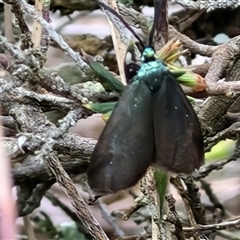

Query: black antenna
[[158, 0, 168, 43], [95, 0, 145, 49], [149, 0, 169, 46]]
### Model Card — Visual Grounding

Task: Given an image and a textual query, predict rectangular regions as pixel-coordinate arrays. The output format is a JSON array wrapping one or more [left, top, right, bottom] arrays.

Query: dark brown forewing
[[153, 71, 204, 174], [87, 81, 154, 195]]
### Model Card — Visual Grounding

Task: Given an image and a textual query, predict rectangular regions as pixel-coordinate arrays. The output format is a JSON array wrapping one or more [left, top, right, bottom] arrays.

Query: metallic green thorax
[[137, 47, 167, 92]]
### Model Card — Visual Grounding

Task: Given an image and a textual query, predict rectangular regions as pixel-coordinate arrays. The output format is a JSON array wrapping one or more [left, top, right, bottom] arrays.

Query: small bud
[[157, 37, 182, 63], [191, 73, 207, 92]]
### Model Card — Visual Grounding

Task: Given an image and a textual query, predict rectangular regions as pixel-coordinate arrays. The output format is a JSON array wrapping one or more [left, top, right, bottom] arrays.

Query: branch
[[205, 36, 240, 83], [46, 153, 109, 240], [118, 2, 218, 57], [0, 117, 16, 239], [169, 25, 218, 57], [183, 217, 240, 235], [15, 0, 90, 74], [193, 136, 240, 181], [170, 0, 240, 12], [164, 194, 185, 240], [185, 80, 240, 96]]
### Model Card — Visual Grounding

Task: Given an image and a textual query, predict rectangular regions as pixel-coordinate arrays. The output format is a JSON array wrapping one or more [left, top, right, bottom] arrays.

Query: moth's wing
[[87, 81, 154, 195], [153, 71, 204, 174]]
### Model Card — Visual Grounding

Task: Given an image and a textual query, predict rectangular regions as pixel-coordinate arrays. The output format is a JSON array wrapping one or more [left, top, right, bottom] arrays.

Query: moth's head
[[141, 47, 157, 63]]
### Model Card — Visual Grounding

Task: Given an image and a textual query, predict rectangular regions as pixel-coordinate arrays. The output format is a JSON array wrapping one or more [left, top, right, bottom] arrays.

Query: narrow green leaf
[[102, 111, 112, 122], [170, 69, 186, 79], [186, 95, 204, 103], [154, 168, 168, 215], [176, 72, 197, 87], [83, 102, 116, 114], [84, 54, 125, 93]]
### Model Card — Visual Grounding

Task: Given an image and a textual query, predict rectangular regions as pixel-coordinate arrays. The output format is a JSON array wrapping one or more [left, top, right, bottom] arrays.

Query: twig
[[12, 157, 89, 186], [122, 196, 149, 220], [40, 0, 51, 55], [18, 0, 90, 74], [98, 199, 125, 237], [164, 194, 185, 240], [45, 192, 91, 236], [47, 154, 109, 240], [169, 25, 218, 57], [194, 157, 239, 181], [200, 81, 240, 96], [140, 167, 162, 240], [82, 179, 125, 237], [22, 215, 37, 240], [14, 159, 37, 240], [181, 176, 206, 225], [0, 35, 25, 61], [4, 0, 33, 50], [32, 0, 43, 47], [0, 117, 17, 239], [33, 108, 83, 162], [116, 234, 151, 240], [4, 2, 14, 43], [206, 122, 240, 147], [118, 2, 218, 57], [171, 176, 206, 240], [198, 60, 240, 139], [18, 180, 55, 217], [171, 177, 198, 229], [183, 217, 240, 234], [179, 10, 205, 31], [205, 36, 240, 83], [193, 136, 240, 181], [200, 179, 225, 217], [170, 0, 240, 12]]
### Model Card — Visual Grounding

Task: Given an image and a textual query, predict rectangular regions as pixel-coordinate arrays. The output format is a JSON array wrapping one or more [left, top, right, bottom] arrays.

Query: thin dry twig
[[0, 118, 17, 239], [47, 154, 109, 240], [118, 3, 218, 57], [170, 0, 240, 12], [4, 3, 14, 43], [17, 0, 90, 73], [22, 215, 37, 240], [82, 180, 125, 237], [122, 196, 149, 220], [183, 217, 240, 234], [164, 194, 184, 240], [32, 0, 43, 47]]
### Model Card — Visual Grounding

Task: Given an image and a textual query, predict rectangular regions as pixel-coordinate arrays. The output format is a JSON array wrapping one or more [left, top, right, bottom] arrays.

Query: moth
[[87, 0, 204, 197]]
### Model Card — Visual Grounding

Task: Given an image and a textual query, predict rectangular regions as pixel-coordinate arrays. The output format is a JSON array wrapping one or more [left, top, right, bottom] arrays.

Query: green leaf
[[154, 168, 168, 215], [170, 69, 186, 79], [186, 95, 204, 103], [57, 223, 89, 240], [175, 71, 197, 87], [205, 139, 236, 162], [83, 102, 116, 114], [102, 110, 112, 122], [84, 54, 125, 93]]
